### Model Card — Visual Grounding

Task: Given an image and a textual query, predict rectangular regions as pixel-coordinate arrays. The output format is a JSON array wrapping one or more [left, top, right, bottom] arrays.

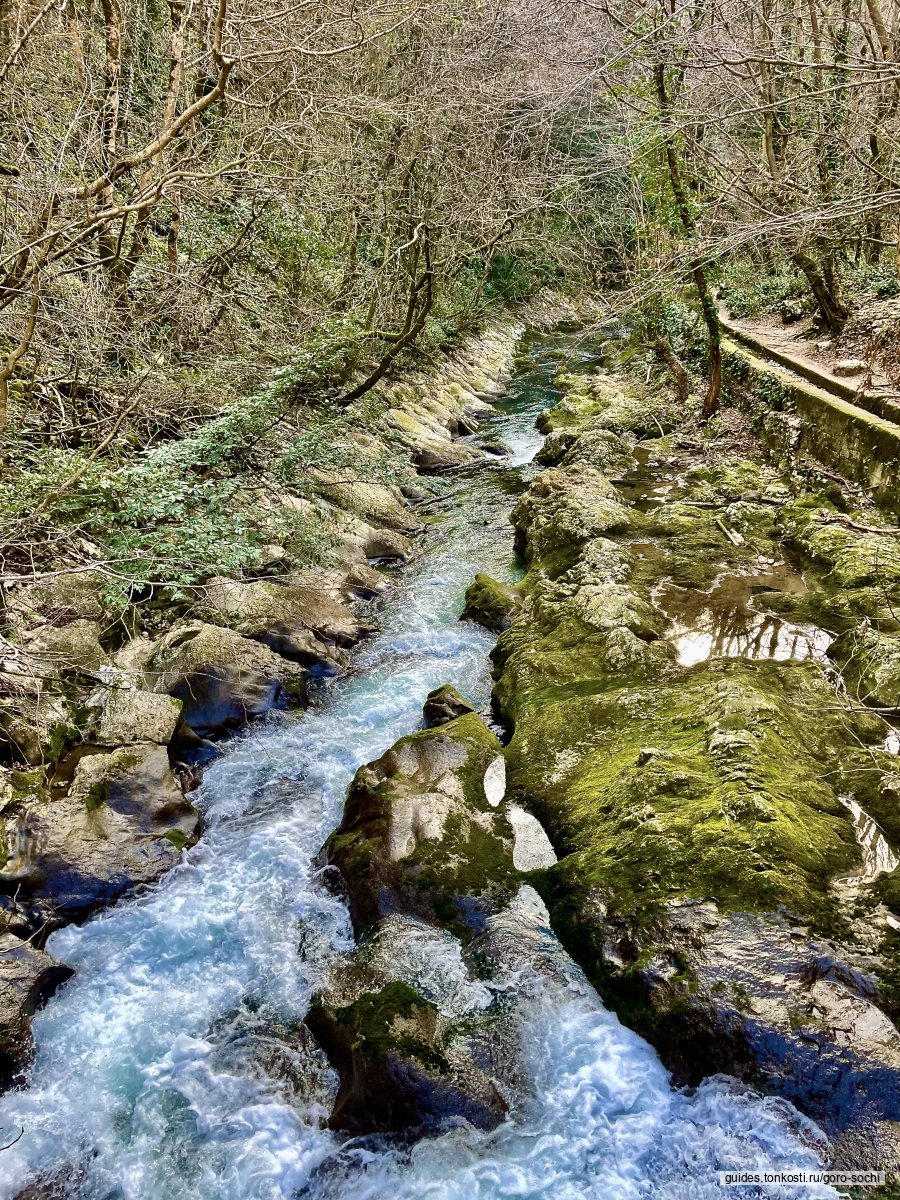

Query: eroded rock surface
[[0, 744, 199, 924], [491, 366, 900, 1167], [307, 695, 568, 1138], [321, 711, 517, 938]]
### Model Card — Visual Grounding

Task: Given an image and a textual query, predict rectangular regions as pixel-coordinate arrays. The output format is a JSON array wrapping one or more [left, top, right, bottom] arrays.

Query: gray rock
[[0, 743, 199, 922], [95, 688, 182, 746], [321, 713, 517, 939], [22, 620, 107, 671], [834, 358, 867, 377], [422, 685, 476, 728], [148, 621, 305, 737], [0, 934, 73, 1083]]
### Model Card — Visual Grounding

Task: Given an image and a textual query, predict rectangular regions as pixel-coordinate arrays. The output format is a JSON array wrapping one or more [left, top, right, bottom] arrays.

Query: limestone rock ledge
[[492, 365, 900, 1170], [306, 699, 556, 1138]]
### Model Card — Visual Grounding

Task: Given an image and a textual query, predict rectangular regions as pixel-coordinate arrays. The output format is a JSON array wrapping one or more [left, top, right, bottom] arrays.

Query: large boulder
[[510, 464, 633, 564], [21, 620, 107, 671], [5, 569, 107, 624], [0, 743, 199, 923], [0, 934, 73, 1084], [461, 574, 522, 633], [91, 686, 182, 747], [201, 577, 370, 655], [321, 713, 517, 939], [147, 621, 305, 738], [309, 471, 419, 535]]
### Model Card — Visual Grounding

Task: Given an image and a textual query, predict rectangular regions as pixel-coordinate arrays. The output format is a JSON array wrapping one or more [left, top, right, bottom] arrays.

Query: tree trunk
[[653, 335, 690, 406], [791, 248, 848, 333], [653, 62, 721, 419]]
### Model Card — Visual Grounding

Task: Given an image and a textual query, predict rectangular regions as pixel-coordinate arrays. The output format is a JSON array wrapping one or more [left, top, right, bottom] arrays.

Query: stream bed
[[0, 332, 840, 1199]]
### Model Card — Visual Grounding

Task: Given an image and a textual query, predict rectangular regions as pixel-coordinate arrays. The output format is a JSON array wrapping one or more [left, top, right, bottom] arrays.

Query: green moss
[[326, 982, 449, 1072], [461, 573, 522, 632], [537, 373, 680, 438], [84, 781, 106, 811], [324, 712, 517, 940], [507, 661, 860, 933]]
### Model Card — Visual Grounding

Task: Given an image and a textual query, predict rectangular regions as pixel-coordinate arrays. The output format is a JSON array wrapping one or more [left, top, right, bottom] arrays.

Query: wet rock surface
[[321, 711, 517, 938], [422, 684, 475, 728], [0, 935, 73, 1085], [489, 364, 900, 1166], [0, 743, 199, 926], [307, 693, 565, 1138], [461, 573, 522, 632], [306, 981, 508, 1136]]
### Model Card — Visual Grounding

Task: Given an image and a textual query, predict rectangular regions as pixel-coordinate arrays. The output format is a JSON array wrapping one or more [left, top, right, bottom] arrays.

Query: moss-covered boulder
[[510, 464, 633, 566], [200, 577, 372, 672], [321, 713, 517, 939], [305, 981, 507, 1136], [536, 372, 680, 437], [422, 685, 476, 728], [536, 424, 634, 472], [461, 574, 522, 632]]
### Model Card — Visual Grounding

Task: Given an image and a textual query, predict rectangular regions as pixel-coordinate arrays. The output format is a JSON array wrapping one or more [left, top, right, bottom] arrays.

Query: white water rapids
[[0, 334, 838, 1199]]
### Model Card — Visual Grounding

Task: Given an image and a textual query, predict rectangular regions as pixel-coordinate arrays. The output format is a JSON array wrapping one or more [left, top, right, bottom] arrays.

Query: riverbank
[[467, 357, 900, 1169]]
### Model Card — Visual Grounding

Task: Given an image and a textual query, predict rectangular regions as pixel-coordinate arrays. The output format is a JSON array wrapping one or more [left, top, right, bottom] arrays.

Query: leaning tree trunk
[[791, 248, 848, 335], [654, 63, 721, 419]]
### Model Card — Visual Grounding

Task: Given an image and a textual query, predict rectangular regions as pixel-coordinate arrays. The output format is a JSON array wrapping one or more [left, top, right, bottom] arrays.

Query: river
[[0, 331, 836, 1199]]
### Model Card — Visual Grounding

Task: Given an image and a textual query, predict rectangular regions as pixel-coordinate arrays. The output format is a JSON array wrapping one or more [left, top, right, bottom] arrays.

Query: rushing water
[[0, 332, 838, 1199]]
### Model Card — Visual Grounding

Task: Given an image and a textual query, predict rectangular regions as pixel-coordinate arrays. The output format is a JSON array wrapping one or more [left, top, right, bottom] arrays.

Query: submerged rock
[[306, 981, 507, 1136]]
